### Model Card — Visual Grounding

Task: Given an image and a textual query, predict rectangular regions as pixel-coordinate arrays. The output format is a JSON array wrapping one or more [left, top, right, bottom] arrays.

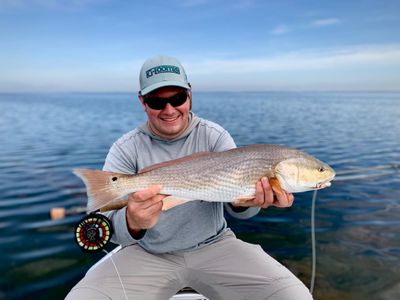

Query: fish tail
[[73, 168, 128, 212]]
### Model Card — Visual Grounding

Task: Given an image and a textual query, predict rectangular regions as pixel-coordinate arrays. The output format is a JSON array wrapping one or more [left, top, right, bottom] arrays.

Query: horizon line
[[1, 89, 400, 94]]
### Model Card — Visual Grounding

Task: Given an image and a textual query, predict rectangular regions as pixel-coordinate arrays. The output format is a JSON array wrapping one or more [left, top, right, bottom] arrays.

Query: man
[[66, 56, 313, 299]]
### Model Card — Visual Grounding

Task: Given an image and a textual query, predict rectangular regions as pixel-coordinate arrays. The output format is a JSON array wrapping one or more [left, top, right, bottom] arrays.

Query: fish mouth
[[315, 180, 332, 189], [315, 172, 336, 189]]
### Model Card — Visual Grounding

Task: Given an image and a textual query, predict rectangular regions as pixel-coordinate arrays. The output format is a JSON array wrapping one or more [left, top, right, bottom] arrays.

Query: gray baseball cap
[[139, 55, 190, 96]]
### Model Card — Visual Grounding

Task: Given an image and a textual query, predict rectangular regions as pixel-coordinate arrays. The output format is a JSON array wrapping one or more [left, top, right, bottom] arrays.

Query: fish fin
[[233, 178, 285, 205], [139, 152, 211, 174], [73, 169, 129, 212], [99, 199, 128, 212], [162, 196, 189, 211], [233, 195, 255, 205], [269, 177, 285, 195]]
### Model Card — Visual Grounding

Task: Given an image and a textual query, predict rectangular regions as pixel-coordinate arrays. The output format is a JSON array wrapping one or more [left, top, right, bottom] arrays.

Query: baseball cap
[[139, 55, 190, 96]]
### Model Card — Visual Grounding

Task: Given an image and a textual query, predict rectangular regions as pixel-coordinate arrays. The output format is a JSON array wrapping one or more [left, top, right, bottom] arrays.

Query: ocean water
[[0, 92, 399, 299]]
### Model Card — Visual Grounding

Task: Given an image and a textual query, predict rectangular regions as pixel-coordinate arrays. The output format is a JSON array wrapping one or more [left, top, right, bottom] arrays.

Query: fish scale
[[74, 144, 335, 212], [118, 146, 297, 201]]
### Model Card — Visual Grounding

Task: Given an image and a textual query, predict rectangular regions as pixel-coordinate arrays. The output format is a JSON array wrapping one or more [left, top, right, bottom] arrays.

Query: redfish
[[74, 144, 335, 212]]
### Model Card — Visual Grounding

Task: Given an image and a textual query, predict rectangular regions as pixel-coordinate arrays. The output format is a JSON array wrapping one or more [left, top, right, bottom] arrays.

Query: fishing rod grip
[[50, 206, 87, 220]]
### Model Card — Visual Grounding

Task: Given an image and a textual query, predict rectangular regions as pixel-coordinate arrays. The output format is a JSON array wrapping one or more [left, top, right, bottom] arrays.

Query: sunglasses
[[143, 90, 188, 110]]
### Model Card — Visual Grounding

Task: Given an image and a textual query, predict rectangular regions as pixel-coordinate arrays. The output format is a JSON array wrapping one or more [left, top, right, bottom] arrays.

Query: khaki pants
[[66, 231, 312, 300]]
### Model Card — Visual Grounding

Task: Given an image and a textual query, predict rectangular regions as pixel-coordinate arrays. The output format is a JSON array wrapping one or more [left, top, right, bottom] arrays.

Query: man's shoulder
[[192, 115, 235, 151], [195, 116, 226, 135], [114, 127, 145, 147]]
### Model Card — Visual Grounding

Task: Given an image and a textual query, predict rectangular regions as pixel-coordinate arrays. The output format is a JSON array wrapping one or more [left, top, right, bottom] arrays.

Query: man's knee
[[267, 283, 313, 300], [65, 286, 111, 300]]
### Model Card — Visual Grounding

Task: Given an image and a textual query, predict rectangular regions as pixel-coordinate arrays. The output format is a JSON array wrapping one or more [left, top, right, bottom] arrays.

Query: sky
[[0, 0, 399, 92]]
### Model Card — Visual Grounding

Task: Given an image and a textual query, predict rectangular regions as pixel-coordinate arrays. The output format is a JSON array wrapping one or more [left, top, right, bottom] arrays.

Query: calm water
[[0, 92, 399, 299]]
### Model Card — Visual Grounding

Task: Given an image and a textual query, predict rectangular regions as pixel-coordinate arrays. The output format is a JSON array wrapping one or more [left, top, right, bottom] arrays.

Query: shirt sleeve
[[212, 129, 261, 219], [103, 142, 137, 174], [224, 203, 260, 219], [102, 142, 142, 246]]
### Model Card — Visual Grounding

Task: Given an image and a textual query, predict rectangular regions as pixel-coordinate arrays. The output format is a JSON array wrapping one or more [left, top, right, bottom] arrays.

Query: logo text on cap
[[146, 65, 180, 78]]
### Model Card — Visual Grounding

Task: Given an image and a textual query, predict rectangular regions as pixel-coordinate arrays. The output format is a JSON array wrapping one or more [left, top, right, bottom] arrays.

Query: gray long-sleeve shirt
[[103, 113, 260, 253]]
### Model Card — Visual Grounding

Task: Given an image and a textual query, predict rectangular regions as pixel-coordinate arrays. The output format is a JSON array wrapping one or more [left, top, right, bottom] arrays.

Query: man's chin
[[163, 128, 183, 137]]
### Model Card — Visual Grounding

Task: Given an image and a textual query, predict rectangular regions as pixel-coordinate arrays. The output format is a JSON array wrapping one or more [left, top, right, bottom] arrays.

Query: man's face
[[139, 86, 191, 139]]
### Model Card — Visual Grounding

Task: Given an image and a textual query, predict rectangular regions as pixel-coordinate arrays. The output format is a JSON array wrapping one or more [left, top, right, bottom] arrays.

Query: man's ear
[[188, 89, 192, 110]]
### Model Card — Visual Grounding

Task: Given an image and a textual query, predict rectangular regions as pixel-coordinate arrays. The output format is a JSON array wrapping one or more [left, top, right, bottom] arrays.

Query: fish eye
[[318, 167, 325, 172], [112, 177, 118, 181]]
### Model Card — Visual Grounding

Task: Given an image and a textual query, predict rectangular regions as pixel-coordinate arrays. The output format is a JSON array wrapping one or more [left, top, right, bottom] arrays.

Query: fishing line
[[102, 249, 129, 300], [309, 163, 399, 294], [335, 164, 400, 175], [309, 190, 317, 294]]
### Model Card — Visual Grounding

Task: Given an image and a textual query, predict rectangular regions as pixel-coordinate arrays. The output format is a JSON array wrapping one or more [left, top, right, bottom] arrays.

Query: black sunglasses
[[143, 90, 188, 110]]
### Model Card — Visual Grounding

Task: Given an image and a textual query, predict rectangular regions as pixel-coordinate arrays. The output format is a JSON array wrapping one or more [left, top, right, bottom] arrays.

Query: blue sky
[[1, 0, 399, 92]]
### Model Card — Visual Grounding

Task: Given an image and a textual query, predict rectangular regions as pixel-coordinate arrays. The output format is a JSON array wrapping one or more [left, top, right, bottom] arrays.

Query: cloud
[[271, 18, 340, 35], [271, 24, 290, 35], [2, 44, 400, 92], [184, 44, 400, 74], [311, 18, 340, 27], [180, 44, 400, 91]]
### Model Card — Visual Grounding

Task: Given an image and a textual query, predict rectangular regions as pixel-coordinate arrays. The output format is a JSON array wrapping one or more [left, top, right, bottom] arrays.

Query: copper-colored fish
[[74, 144, 335, 212]]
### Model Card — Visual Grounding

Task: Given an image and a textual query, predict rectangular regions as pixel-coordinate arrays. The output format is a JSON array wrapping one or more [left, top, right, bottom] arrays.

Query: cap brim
[[140, 80, 190, 96]]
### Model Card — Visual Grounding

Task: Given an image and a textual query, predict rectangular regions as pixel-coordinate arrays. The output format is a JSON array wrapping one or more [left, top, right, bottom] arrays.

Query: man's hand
[[126, 185, 165, 237], [233, 177, 294, 209]]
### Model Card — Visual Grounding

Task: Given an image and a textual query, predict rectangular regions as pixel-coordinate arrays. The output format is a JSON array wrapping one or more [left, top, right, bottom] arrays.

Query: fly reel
[[74, 213, 113, 252]]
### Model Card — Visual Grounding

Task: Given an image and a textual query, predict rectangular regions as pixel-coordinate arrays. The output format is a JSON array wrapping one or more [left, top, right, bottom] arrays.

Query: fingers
[[128, 185, 166, 208], [286, 192, 294, 204], [233, 178, 294, 209], [132, 185, 162, 202], [241, 178, 294, 209], [126, 185, 165, 231], [141, 196, 164, 213], [273, 191, 294, 208], [258, 177, 274, 208], [133, 194, 166, 209]]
